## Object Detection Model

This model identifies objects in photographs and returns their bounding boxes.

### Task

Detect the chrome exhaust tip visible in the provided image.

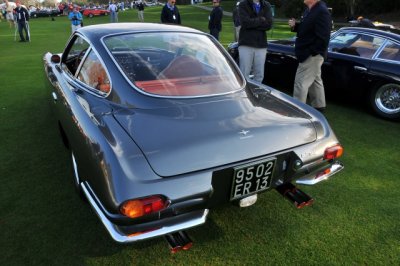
[165,231,193,253]
[276,183,314,209]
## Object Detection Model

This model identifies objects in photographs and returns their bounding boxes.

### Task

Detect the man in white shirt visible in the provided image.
[108,1,118,23]
[4,0,16,28]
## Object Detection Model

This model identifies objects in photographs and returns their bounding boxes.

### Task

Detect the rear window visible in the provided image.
[329,32,385,59]
[103,32,244,97]
[377,41,400,62]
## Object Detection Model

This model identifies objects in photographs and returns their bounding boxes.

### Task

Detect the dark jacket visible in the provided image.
[208,6,223,31]
[14,6,29,22]
[292,1,332,62]
[238,0,273,48]
[137,3,144,11]
[161,4,181,24]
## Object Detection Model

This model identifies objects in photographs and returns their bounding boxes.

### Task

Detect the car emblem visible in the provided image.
[238,130,253,139]
[238,130,250,136]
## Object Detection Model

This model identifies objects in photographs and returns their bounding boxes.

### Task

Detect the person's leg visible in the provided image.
[253,47,267,83]
[308,55,326,108]
[139,11,144,22]
[210,28,219,40]
[18,22,25,41]
[239,46,254,80]
[23,23,29,41]
[293,56,319,103]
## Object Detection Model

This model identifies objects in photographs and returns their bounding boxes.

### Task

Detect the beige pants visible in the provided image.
[293,55,326,108]
[138,10,144,22]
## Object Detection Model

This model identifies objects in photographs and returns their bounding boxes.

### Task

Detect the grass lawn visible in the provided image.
[1,5,400,266]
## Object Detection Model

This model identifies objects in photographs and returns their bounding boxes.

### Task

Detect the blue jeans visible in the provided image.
[110,11,118,23]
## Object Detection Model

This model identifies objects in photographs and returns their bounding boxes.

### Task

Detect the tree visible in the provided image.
[344,0,357,18]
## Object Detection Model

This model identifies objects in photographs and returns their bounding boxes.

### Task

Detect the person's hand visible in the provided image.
[288,18,296,28]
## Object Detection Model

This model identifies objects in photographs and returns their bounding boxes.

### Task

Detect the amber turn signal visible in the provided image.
[120,195,167,219]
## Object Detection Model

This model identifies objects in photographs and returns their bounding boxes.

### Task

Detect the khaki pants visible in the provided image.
[138,10,144,22]
[293,55,326,108]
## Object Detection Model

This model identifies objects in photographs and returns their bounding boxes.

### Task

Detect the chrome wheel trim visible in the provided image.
[375,84,400,115]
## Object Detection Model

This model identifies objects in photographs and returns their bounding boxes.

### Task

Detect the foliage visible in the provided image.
[279,0,400,18]
[281,0,303,18]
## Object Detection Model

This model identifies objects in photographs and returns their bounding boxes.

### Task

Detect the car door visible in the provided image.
[264,40,297,90]
[323,31,386,98]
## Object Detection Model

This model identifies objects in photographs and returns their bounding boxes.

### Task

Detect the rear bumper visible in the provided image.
[81,182,209,243]
[296,161,344,185]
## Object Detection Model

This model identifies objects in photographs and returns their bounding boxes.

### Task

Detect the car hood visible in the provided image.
[113,89,316,177]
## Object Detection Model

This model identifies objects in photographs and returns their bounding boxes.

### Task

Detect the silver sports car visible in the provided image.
[44,23,344,252]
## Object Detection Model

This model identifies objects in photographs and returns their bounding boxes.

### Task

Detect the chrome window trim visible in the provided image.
[375,40,400,64]
[100,30,246,99]
[62,33,113,98]
[329,30,386,59]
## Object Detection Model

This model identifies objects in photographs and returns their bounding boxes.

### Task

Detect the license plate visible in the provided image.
[230,158,276,200]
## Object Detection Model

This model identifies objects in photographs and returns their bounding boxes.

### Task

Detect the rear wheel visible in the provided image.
[89,13,94,18]
[369,83,400,120]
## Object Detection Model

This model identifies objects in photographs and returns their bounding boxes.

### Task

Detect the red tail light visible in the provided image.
[120,195,168,219]
[324,144,344,160]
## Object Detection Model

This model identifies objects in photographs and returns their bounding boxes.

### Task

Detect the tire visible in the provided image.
[89,13,94,18]
[369,83,400,120]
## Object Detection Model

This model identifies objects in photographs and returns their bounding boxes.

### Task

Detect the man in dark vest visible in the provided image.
[208,0,223,40]
[161,0,181,24]
[14,0,30,42]
[289,0,331,113]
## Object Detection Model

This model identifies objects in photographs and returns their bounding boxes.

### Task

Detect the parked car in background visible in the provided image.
[228,27,400,120]
[82,8,109,18]
[30,8,60,18]
[44,23,344,250]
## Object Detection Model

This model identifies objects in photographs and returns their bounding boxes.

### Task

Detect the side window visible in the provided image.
[377,41,400,62]
[330,33,384,59]
[77,50,111,94]
[63,36,90,76]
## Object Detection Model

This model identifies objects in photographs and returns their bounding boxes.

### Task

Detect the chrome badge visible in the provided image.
[238,130,253,139]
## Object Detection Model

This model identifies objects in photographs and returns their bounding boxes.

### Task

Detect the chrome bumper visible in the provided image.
[296,161,344,185]
[81,182,209,243]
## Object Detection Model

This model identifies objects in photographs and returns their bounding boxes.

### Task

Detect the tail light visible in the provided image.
[324,144,344,160]
[120,195,168,219]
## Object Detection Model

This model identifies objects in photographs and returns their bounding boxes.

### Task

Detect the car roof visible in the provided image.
[78,23,203,40]
[339,26,400,40]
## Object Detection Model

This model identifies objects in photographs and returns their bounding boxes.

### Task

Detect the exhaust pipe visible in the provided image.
[165,231,193,253]
[276,183,314,209]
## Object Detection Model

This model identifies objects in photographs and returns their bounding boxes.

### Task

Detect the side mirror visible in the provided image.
[51,54,61,64]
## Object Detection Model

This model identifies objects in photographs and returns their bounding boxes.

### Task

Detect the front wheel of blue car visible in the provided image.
[370,83,400,120]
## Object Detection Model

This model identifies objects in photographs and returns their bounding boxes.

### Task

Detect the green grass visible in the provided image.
[1,6,400,266]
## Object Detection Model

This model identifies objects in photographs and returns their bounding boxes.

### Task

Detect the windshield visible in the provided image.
[104,32,244,97]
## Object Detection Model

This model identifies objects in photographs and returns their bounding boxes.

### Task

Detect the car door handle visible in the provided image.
[354,66,367,72]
